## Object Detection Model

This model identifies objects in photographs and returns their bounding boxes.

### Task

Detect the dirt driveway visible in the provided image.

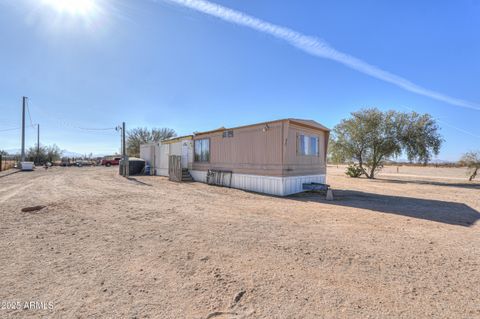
[0,167,479,318]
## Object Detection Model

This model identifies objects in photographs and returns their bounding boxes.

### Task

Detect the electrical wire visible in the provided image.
[28,99,117,132]
[436,119,480,139]
[0,127,21,132]
[26,98,35,128]
[75,126,117,131]
[400,105,480,140]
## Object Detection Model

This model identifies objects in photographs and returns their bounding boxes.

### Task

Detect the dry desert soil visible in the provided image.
[0,166,479,318]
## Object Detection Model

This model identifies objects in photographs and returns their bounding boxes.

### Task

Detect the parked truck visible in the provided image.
[101,157,121,167]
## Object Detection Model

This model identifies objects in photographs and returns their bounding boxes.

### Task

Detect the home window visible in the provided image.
[298,134,319,156]
[194,139,210,162]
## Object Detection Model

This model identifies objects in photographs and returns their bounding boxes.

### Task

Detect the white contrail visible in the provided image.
[163,0,480,111]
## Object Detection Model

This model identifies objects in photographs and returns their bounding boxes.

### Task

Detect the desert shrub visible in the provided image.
[345,164,363,178]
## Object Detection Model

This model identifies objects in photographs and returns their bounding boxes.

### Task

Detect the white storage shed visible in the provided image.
[139,135,193,176]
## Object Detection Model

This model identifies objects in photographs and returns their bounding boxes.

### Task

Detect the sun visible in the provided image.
[42,0,97,16]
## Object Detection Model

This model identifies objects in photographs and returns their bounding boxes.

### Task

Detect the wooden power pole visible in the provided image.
[122,122,126,159]
[36,124,40,164]
[21,96,27,162]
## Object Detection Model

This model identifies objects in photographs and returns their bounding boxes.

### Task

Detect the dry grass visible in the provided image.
[1,159,16,171]
[0,166,479,318]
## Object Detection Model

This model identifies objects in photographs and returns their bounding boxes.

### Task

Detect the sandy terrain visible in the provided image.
[0,166,479,318]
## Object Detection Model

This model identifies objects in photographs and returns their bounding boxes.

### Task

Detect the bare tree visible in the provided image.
[26,144,62,164]
[460,151,480,181]
[126,127,176,157]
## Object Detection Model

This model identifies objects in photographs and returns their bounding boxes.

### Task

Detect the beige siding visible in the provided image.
[192,119,329,177]
[283,123,328,176]
[193,121,284,176]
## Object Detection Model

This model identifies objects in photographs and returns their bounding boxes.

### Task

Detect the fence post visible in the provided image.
[0,154,2,172]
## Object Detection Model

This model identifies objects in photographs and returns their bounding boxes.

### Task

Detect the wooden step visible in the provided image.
[181,169,194,182]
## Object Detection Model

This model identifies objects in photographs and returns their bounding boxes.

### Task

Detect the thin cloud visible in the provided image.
[164,0,480,111]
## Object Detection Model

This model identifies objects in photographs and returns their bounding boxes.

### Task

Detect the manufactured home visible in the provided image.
[140,119,329,196]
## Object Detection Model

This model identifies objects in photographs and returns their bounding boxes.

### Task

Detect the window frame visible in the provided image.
[297,133,320,157]
[194,138,211,163]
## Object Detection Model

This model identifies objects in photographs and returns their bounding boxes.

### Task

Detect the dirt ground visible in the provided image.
[0,166,479,319]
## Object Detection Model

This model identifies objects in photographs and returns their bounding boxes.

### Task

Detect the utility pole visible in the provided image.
[122,122,126,159]
[122,122,129,177]
[36,124,40,164]
[116,122,128,177]
[21,96,27,162]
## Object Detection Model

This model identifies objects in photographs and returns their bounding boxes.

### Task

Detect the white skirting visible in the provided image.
[189,170,326,196]
[156,168,168,177]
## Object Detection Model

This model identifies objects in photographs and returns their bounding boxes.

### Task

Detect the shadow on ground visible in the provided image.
[291,190,479,227]
[377,178,480,190]
[0,169,20,179]
[126,177,152,186]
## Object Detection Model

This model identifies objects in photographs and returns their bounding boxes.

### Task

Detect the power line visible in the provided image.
[54,121,117,131]
[0,127,20,132]
[400,105,480,140]
[28,99,117,132]
[436,119,480,140]
[75,126,117,131]
[26,98,35,127]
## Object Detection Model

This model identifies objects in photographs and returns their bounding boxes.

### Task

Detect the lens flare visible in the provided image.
[42,0,96,16]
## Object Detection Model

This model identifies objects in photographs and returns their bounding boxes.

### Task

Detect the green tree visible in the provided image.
[460,151,480,181]
[126,127,176,157]
[397,112,442,164]
[328,137,348,164]
[330,108,443,179]
[0,150,8,156]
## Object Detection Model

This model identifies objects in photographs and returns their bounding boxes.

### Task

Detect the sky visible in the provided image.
[0,0,479,160]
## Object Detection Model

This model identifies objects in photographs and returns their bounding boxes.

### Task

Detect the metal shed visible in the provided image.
[140,135,193,177]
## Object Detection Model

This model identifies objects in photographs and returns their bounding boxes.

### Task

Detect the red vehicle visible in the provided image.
[101,157,121,167]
